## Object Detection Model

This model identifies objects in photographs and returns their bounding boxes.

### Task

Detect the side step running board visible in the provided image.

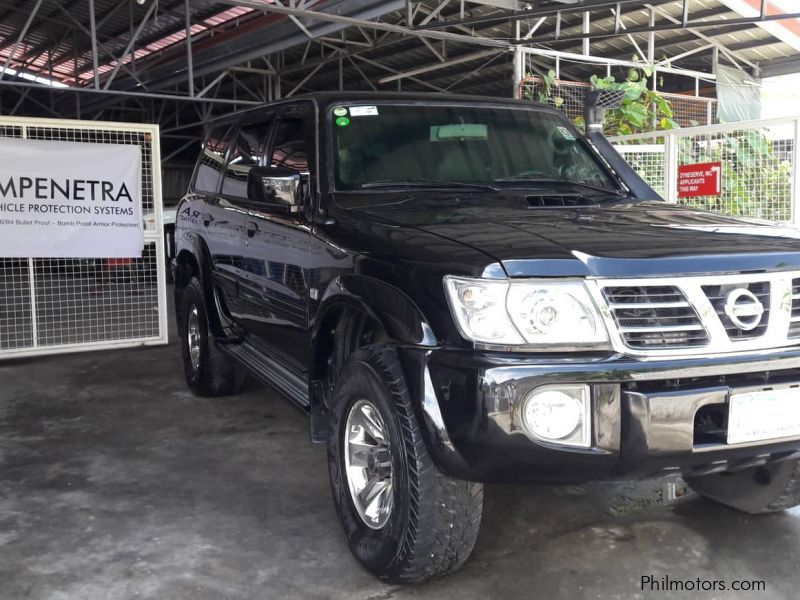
[220,341,310,410]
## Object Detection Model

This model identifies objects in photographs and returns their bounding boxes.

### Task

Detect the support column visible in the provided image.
[512,46,524,99]
[89,0,100,88]
[582,12,590,56]
[793,118,800,225]
[185,0,195,97]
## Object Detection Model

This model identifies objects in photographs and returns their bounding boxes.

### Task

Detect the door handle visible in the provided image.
[246,221,258,238]
[202,213,213,227]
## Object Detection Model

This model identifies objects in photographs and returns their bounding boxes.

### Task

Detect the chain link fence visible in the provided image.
[0,117,168,359]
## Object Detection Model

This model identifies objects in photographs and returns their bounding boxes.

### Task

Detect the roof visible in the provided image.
[4,1,800,166]
[4,0,800,98]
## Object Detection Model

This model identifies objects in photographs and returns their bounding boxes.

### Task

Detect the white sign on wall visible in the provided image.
[0,138,143,258]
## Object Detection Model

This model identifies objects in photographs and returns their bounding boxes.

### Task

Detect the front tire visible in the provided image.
[327,345,483,583]
[685,458,800,514]
[178,277,244,397]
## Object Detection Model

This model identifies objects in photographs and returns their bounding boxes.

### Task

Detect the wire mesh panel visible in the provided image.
[519,77,717,129]
[614,143,667,198]
[0,259,33,350]
[25,126,157,232]
[675,126,793,221]
[612,118,798,223]
[0,116,167,359]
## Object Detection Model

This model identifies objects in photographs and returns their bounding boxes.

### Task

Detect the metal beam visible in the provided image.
[644,3,760,72]
[43,2,147,88]
[77,0,404,109]
[347,55,377,90]
[0,79,259,105]
[760,55,800,78]
[214,0,509,48]
[377,49,503,84]
[89,0,100,88]
[103,0,158,89]
[287,60,326,97]
[185,0,194,97]
[415,0,649,31]
[44,0,178,74]
[520,10,800,45]
[655,43,715,67]
[0,0,45,81]
[518,46,718,81]
[196,70,230,98]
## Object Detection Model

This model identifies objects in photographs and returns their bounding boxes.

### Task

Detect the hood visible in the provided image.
[344,195,800,278]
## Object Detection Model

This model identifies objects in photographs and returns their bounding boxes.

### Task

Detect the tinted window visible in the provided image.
[270,118,308,172]
[194,124,233,193]
[331,104,616,191]
[221,123,271,198]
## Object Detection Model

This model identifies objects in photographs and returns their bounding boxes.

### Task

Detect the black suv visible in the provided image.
[174,92,800,583]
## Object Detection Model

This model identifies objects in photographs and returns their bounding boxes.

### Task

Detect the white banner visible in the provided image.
[0,138,143,258]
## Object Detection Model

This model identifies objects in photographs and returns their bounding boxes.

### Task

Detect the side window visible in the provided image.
[270,118,309,172]
[221,122,271,198]
[194,124,233,194]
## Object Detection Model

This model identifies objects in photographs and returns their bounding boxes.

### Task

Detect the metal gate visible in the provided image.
[0,116,168,359]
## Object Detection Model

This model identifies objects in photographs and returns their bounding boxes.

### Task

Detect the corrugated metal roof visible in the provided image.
[264,0,800,96]
[0,1,263,84]
[2,0,800,97]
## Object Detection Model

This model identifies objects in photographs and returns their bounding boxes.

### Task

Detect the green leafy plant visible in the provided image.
[583,68,679,135]
[677,130,792,221]
[536,70,564,108]
[525,63,791,221]
[528,63,679,135]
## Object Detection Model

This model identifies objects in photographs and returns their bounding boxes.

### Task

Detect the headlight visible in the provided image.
[444,276,609,349]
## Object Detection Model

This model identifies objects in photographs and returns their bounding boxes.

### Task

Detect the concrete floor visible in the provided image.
[2,314,800,599]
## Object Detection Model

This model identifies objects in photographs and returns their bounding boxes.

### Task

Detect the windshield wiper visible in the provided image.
[494,176,627,198]
[361,178,499,193]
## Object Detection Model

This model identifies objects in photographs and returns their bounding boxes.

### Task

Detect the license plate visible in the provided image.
[728,387,800,444]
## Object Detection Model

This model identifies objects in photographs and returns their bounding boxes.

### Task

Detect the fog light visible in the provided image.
[520,384,591,448]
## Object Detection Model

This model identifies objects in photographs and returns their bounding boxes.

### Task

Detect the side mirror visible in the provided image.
[247,165,307,212]
[584,89,625,132]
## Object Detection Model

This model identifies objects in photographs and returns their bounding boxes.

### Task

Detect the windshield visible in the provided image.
[331,104,619,193]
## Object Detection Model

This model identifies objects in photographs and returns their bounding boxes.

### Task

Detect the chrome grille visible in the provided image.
[588,271,800,357]
[702,281,770,340]
[790,278,800,338]
[602,285,709,349]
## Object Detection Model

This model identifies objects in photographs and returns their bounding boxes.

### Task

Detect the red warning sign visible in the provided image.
[678,162,722,198]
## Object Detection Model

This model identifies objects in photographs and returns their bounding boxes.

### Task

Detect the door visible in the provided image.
[217,118,273,321]
[240,103,314,374]
[190,123,247,317]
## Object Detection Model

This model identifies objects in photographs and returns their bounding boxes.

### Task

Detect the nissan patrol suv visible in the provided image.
[174,91,800,583]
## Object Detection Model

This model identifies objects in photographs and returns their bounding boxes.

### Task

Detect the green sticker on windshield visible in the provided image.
[335,116,351,127]
[333,107,348,117]
[556,126,576,141]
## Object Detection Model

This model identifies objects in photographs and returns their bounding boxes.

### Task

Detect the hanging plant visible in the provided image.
[581,65,679,135]
[529,60,679,136]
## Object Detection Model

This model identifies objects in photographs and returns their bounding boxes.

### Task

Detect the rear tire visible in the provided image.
[327,345,483,583]
[685,458,800,514]
[178,277,244,397]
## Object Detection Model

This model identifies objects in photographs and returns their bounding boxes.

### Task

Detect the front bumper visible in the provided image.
[400,347,800,484]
